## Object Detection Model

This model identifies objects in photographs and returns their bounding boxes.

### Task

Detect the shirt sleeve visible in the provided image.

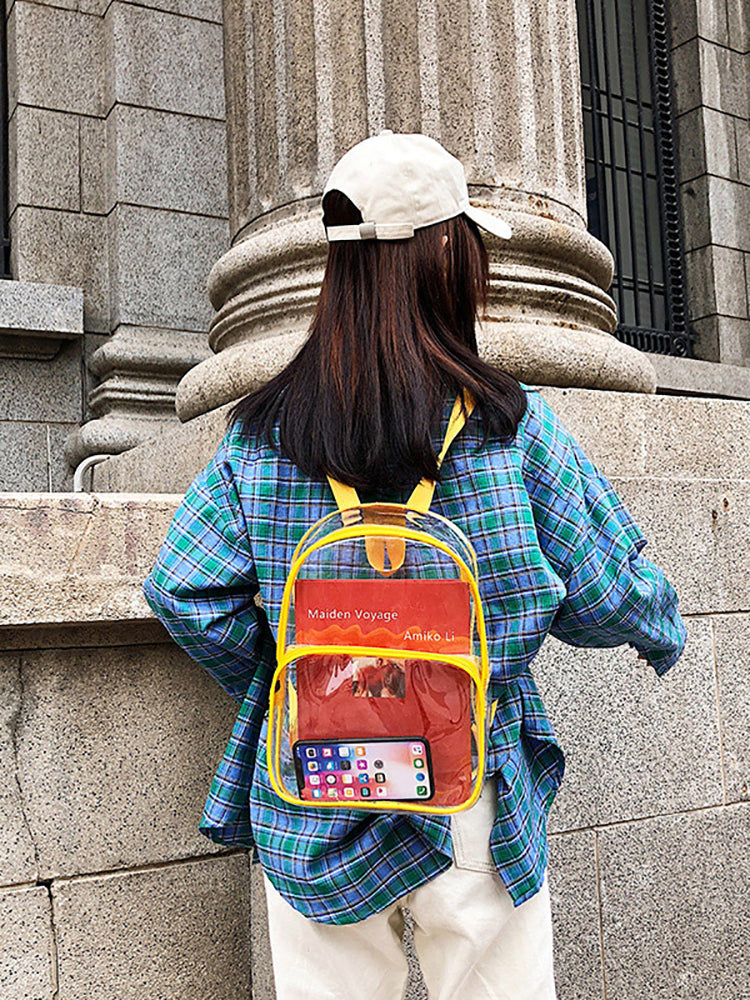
[520,389,687,676]
[142,437,276,704]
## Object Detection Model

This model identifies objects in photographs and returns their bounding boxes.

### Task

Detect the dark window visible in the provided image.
[0,8,10,280]
[577,0,691,356]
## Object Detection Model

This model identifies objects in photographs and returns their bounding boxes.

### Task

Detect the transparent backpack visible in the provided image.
[266,394,492,815]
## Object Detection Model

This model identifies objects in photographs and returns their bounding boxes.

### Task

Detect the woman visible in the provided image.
[143,132,687,1000]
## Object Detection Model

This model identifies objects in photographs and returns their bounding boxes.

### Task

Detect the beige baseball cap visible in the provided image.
[322,130,512,242]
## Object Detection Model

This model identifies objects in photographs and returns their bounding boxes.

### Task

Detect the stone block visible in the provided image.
[249,861,277,1000]
[680,174,710,252]
[12,2,105,116]
[104,3,224,118]
[684,244,749,320]
[14,642,238,878]
[737,128,750,194]
[52,853,252,1000]
[706,175,750,251]
[676,107,739,184]
[691,315,750,365]
[47,422,78,491]
[668,0,730,46]
[81,0,222,20]
[614,478,750,614]
[649,352,750,400]
[0,421,51,491]
[92,400,230,492]
[670,39,702,117]
[9,106,79,211]
[11,208,110,333]
[635,394,750,479]
[96,386,750,492]
[547,831,602,1000]
[0,278,84,361]
[597,805,750,999]
[0,652,38,886]
[0,331,82,423]
[0,493,183,626]
[535,617,721,833]
[726,0,749,50]
[562,386,715,474]
[712,614,750,803]
[80,116,107,215]
[105,104,228,216]
[0,885,55,998]
[713,246,750,316]
[109,203,228,332]
[674,107,705,184]
[700,43,749,118]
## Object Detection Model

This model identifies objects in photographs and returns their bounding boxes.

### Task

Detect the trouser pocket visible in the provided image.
[450,778,497,874]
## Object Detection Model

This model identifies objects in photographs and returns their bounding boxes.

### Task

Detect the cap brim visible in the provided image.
[463,203,512,240]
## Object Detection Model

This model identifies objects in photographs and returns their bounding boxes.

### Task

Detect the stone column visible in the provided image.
[176,0,656,422]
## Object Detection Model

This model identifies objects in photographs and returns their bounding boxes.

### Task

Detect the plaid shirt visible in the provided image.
[142,384,686,924]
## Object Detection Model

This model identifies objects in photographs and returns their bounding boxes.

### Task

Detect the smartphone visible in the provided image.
[293,737,434,803]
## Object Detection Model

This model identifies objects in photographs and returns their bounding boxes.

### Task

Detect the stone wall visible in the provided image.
[1,0,229,489]
[1,385,748,998]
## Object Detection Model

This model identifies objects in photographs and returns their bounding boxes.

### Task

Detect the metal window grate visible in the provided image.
[0,8,10,280]
[577,0,691,357]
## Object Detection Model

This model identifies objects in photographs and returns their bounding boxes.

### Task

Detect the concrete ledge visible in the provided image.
[0,493,182,627]
[91,384,750,494]
[651,353,750,400]
[0,278,84,360]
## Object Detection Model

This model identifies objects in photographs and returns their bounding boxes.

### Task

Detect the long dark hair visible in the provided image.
[226,189,527,490]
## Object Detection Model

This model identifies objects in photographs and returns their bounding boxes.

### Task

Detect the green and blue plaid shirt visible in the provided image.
[142,384,686,924]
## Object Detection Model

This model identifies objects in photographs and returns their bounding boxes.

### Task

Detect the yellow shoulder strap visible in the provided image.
[326,390,475,574]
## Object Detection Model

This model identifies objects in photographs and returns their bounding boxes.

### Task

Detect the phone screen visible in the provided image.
[293,737,434,803]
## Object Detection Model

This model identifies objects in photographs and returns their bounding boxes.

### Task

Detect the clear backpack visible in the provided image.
[266,393,492,815]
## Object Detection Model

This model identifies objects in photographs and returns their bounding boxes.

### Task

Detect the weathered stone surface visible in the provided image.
[704,175,750,251]
[0,652,38,886]
[0,493,181,626]
[97,388,750,491]
[597,805,750,999]
[685,244,749,319]
[108,204,228,332]
[0,280,84,362]
[80,115,107,215]
[11,208,109,333]
[52,853,252,1000]
[14,642,238,878]
[648,353,750,400]
[0,885,55,999]
[12,3,105,115]
[0,336,82,423]
[690,314,750,366]
[9,106,80,211]
[712,614,750,804]
[104,3,224,118]
[250,861,277,1000]
[106,104,228,216]
[0,422,51,492]
[47,422,79,492]
[91,401,232,492]
[614,478,750,615]
[0,620,166,652]
[537,617,720,833]
[82,0,221,17]
[547,831,602,1000]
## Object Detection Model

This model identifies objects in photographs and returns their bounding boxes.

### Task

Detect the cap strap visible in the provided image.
[326,222,415,241]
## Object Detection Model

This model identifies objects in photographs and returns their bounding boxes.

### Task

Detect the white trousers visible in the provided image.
[262,782,558,1000]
